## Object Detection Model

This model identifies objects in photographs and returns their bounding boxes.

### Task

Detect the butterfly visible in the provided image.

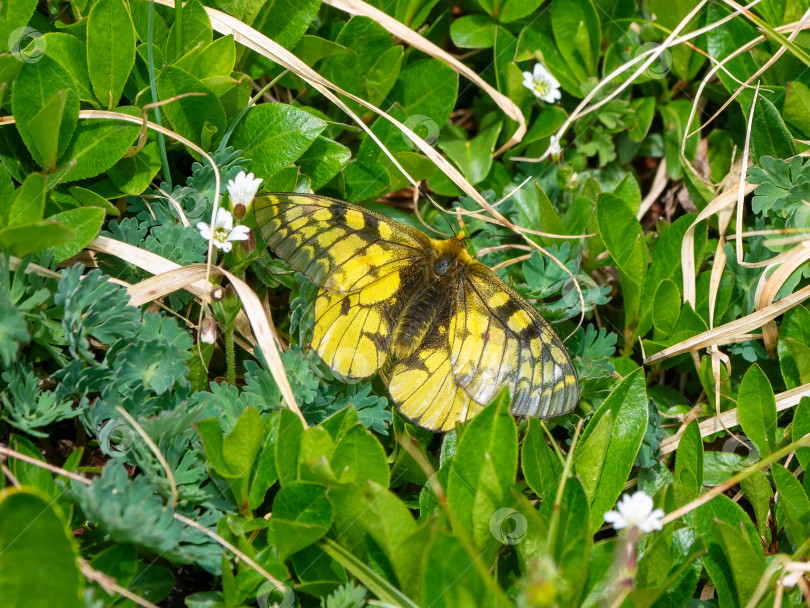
[254,193,579,432]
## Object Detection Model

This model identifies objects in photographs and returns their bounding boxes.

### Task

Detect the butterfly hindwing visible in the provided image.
[388,332,483,432]
[312,272,400,379]
[254,193,429,292]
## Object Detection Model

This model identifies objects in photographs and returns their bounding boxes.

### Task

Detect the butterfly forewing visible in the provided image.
[254,193,427,292]
[255,193,580,432]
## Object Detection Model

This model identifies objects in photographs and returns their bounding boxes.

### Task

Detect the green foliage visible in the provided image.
[3,0,810,605]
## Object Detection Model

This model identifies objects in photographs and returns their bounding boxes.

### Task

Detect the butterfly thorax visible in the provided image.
[390,235,473,359]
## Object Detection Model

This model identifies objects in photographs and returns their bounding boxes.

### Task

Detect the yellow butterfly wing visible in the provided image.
[388,263,578,431]
[255,193,427,380]
[450,264,579,418]
[388,331,484,432]
[254,193,429,293]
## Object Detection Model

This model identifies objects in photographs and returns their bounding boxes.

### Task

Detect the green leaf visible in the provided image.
[713,519,765,606]
[421,533,488,608]
[674,420,703,493]
[330,424,390,487]
[11,56,79,169]
[190,35,235,80]
[0,220,75,257]
[579,368,648,531]
[55,118,140,183]
[521,418,562,500]
[249,0,320,50]
[231,103,326,180]
[390,58,459,126]
[793,397,810,470]
[0,167,13,227]
[344,162,389,202]
[785,338,810,384]
[87,0,136,107]
[652,279,681,339]
[750,96,798,163]
[740,471,773,539]
[9,172,46,227]
[329,481,418,585]
[322,17,397,111]
[158,66,227,149]
[737,364,777,457]
[695,494,762,607]
[705,3,758,96]
[319,538,420,608]
[785,80,810,137]
[596,193,647,329]
[660,100,700,180]
[772,463,810,546]
[439,120,502,184]
[574,409,612,503]
[448,388,518,551]
[296,136,351,190]
[499,0,546,22]
[275,407,304,486]
[107,140,162,195]
[269,482,333,561]
[45,207,105,262]
[542,477,591,586]
[0,489,83,608]
[164,0,212,63]
[26,91,70,170]
[249,414,279,509]
[90,544,137,590]
[366,46,404,104]
[0,0,38,53]
[8,435,59,498]
[551,0,601,79]
[42,33,95,103]
[629,97,656,141]
[779,304,810,389]
[223,406,264,474]
[450,15,497,48]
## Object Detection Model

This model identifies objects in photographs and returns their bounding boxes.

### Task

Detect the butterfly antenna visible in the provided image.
[417,184,457,236]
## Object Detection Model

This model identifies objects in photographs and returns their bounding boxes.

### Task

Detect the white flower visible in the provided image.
[227,171,262,209]
[197,208,250,253]
[604,491,664,533]
[522,63,562,103]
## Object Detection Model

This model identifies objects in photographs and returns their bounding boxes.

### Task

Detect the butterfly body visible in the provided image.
[255,193,579,432]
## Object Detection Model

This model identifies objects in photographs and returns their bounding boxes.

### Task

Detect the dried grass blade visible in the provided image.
[660,382,810,454]
[322,0,526,154]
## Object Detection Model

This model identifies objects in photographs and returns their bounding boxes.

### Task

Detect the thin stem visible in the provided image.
[147,0,171,188]
[226,325,236,385]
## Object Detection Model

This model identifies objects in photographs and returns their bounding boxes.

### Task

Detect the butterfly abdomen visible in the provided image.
[391,271,454,359]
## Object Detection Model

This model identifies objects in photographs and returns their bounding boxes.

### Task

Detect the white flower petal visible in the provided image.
[605,491,663,534]
[220,241,233,253]
[214,207,234,231]
[228,225,251,242]
[197,222,212,240]
[227,170,263,208]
